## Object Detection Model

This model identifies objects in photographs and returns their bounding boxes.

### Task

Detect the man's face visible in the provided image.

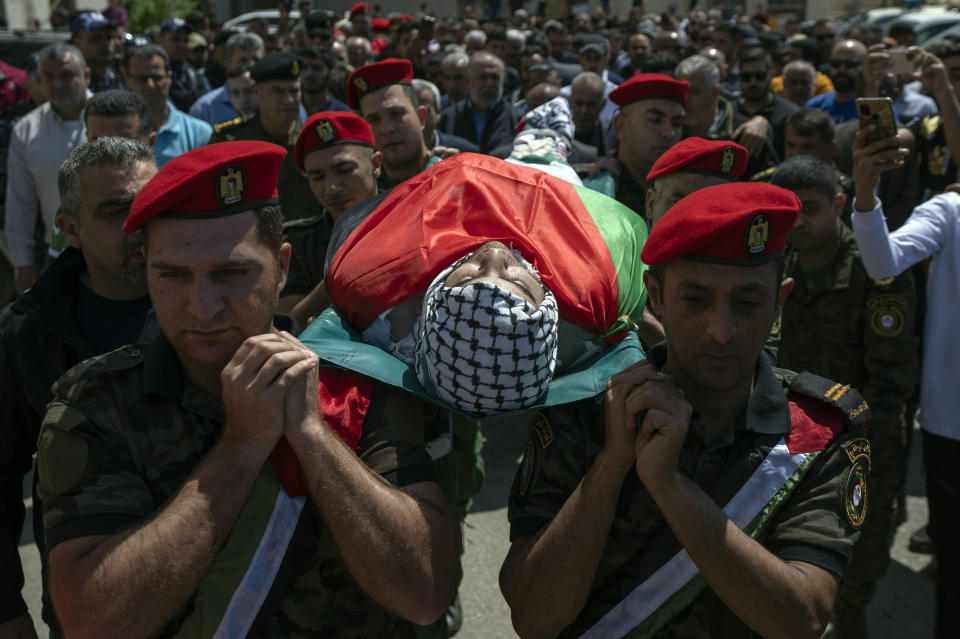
[578,49,606,75]
[146,212,290,377]
[161,29,190,64]
[812,22,836,54]
[783,127,835,160]
[39,54,89,114]
[63,161,158,296]
[442,60,470,102]
[647,172,730,226]
[570,83,604,133]
[253,79,301,125]
[520,52,544,78]
[74,27,115,66]
[444,241,544,305]
[227,46,263,73]
[739,59,771,102]
[548,31,566,57]
[677,71,716,132]
[351,13,373,36]
[647,259,786,392]
[487,39,507,61]
[347,37,372,68]
[124,54,171,110]
[396,28,423,63]
[470,58,504,111]
[628,34,651,67]
[417,86,440,130]
[783,69,814,105]
[829,44,864,94]
[85,114,150,144]
[303,144,381,217]
[300,56,329,92]
[361,84,424,170]
[615,98,685,167]
[711,30,734,61]
[942,54,960,101]
[787,187,841,254]
[227,72,258,116]
[188,44,208,69]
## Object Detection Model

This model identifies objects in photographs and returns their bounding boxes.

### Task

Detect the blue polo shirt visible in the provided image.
[154,101,213,167]
[189,85,236,126]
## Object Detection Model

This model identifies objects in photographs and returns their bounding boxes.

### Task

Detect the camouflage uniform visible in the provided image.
[209,113,317,222]
[36,333,445,638]
[777,224,919,639]
[280,212,334,300]
[508,343,868,638]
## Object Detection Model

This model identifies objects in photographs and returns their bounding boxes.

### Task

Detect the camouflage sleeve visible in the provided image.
[859,271,919,419]
[507,400,600,541]
[36,399,156,550]
[762,425,869,579]
[357,384,436,489]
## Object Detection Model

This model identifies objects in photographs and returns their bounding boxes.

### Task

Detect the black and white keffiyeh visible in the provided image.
[415,252,559,417]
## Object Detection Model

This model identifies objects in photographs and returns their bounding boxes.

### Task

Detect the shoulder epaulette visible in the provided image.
[213,116,244,133]
[787,371,870,431]
[750,166,776,182]
[52,343,148,399]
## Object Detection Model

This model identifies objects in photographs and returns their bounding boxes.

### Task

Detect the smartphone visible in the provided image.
[857,97,898,148]
[887,48,918,76]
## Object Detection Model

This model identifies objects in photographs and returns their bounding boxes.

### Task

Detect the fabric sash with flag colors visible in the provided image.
[325,153,649,344]
[171,368,373,638]
[580,378,858,639]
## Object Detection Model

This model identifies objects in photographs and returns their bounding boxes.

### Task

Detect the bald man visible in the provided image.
[806,39,868,124]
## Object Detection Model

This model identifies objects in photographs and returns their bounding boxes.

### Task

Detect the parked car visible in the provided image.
[0,29,70,69]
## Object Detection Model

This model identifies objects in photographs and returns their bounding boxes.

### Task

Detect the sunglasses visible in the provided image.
[739,71,768,82]
[831,59,862,69]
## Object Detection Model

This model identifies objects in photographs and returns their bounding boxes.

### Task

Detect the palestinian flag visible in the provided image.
[326,153,649,344]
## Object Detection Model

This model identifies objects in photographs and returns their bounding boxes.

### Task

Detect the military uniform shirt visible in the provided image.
[209,112,318,222]
[281,212,334,298]
[508,343,864,638]
[615,164,648,220]
[37,333,438,638]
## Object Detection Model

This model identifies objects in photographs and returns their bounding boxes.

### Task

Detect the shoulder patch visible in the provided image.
[844,459,868,528]
[213,116,244,133]
[532,413,553,450]
[842,437,871,468]
[750,166,776,182]
[785,372,870,452]
[867,293,908,338]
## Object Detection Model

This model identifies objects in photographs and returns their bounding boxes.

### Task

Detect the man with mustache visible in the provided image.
[209,52,315,222]
[806,40,867,125]
[0,137,158,639]
[501,182,871,638]
[770,155,918,639]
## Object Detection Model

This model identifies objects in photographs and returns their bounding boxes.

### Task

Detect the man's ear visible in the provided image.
[371,150,383,179]
[775,276,794,317]
[645,187,658,226]
[277,241,292,290]
[643,269,663,316]
[613,111,624,141]
[148,131,157,148]
[832,192,845,218]
[416,105,428,129]
[56,213,82,250]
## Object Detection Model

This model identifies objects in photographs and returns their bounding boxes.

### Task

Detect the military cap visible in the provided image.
[646,138,748,182]
[250,52,303,83]
[350,2,372,17]
[609,73,688,108]
[124,141,286,232]
[346,58,413,110]
[294,112,375,172]
[160,17,189,34]
[640,182,800,266]
[372,17,390,31]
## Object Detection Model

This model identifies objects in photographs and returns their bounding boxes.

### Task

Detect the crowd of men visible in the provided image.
[0,2,957,639]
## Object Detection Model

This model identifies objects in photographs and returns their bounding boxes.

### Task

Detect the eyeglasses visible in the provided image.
[739,71,768,82]
[830,59,862,69]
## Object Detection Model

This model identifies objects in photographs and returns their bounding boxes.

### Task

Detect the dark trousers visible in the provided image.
[922,430,960,639]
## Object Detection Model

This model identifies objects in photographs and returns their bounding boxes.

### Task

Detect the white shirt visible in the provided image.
[3,101,87,267]
[852,194,960,441]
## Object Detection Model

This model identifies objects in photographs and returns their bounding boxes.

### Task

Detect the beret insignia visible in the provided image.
[353,75,368,92]
[744,214,770,256]
[217,166,245,205]
[720,146,735,173]
[316,119,336,143]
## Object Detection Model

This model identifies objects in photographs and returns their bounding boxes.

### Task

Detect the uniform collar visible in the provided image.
[788,224,856,293]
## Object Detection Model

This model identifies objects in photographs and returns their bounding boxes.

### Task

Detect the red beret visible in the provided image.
[346,58,413,110]
[124,142,285,233]
[294,111,374,172]
[350,2,371,17]
[372,17,390,31]
[641,182,800,266]
[646,138,748,182]
[609,73,688,108]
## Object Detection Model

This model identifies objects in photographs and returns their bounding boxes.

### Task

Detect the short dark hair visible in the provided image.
[84,89,155,137]
[486,26,506,42]
[123,44,170,73]
[786,107,835,144]
[739,47,771,69]
[59,137,155,218]
[770,154,838,200]
[295,46,339,70]
[641,52,680,76]
[888,21,913,39]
